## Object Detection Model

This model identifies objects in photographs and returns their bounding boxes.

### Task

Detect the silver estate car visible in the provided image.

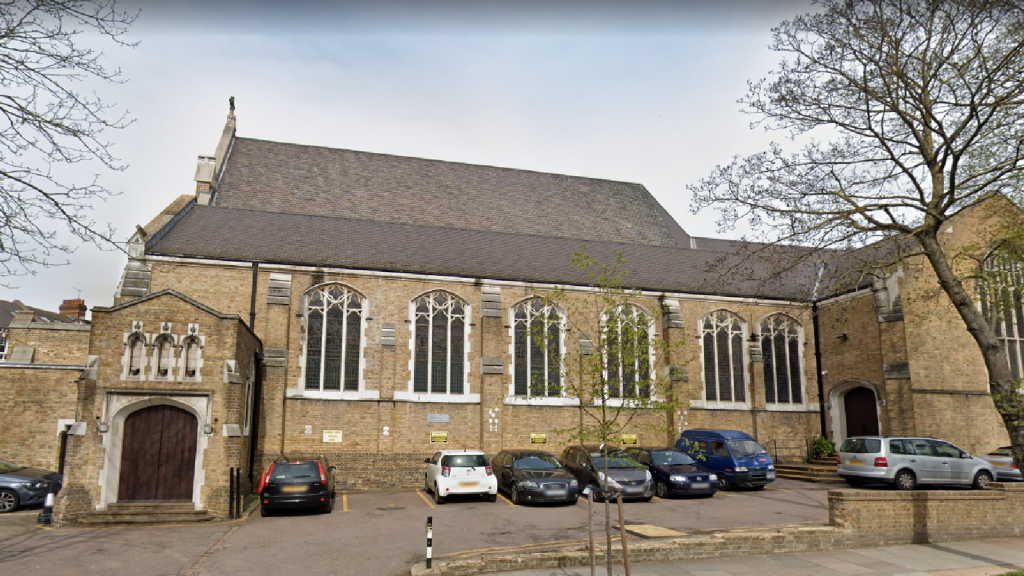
[980,447,1023,482]
[838,436,996,490]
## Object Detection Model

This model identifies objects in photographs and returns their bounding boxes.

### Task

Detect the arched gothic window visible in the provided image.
[304,284,364,392]
[603,304,653,399]
[512,299,563,397]
[413,291,466,395]
[760,314,803,404]
[182,335,201,379]
[979,252,1024,379]
[127,333,145,377]
[702,310,746,403]
[153,335,175,378]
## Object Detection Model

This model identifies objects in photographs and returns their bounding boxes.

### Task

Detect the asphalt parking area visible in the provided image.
[0,479,840,576]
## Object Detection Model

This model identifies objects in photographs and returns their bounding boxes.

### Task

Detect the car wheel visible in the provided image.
[894,469,916,491]
[0,489,19,513]
[973,471,993,490]
[424,475,431,494]
[655,481,668,499]
[487,493,497,503]
[717,474,731,491]
[321,497,333,514]
[510,483,520,505]
[433,485,445,505]
[260,505,271,518]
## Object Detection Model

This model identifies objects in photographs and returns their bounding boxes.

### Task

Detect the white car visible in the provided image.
[423,449,498,504]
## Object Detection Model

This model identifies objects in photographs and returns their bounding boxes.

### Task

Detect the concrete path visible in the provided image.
[492,538,1024,576]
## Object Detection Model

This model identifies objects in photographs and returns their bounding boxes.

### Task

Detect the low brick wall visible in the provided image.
[277,452,433,491]
[830,482,1024,545]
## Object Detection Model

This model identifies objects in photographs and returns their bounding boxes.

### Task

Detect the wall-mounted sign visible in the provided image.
[427,413,450,424]
[530,433,547,444]
[323,430,343,443]
[430,431,449,443]
[621,434,638,445]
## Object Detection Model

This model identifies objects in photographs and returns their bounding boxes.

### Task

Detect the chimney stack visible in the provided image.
[60,299,87,322]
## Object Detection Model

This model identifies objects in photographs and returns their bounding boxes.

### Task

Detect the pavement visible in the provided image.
[489,537,1024,576]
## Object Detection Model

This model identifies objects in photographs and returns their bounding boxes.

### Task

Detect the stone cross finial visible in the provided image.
[229,96,235,112]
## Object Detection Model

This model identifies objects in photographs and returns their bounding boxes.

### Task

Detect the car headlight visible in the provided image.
[17,482,46,490]
[596,472,621,488]
[768,465,775,470]
[521,480,539,489]
[569,479,578,488]
[670,475,688,482]
[645,470,652,481]
[734,467,748,472]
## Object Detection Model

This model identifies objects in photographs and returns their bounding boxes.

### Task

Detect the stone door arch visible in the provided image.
[829,381,882,444]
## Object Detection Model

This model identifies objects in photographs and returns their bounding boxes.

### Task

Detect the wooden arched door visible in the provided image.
[844,387,880,437]
[118,404,197,502]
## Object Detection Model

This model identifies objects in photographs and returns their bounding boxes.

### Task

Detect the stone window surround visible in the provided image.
[600,303,658,401]
[297,282,377,401]
[758,312,813,410]
[96,391,211,511]
[398,290,477,403]
[242,354,255,436]
[505,297,571,405]
[120,322,204,382]
[691,308,752,410]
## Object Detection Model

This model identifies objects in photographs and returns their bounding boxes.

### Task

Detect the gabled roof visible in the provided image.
[212,138,691,249]
[148,205,818,300]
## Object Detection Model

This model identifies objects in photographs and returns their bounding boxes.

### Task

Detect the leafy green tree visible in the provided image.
[690,0,1024,474]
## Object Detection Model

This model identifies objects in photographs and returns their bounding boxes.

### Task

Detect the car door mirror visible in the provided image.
[423,458,431,464]
[328,466,337,472]
[503,464,512,469]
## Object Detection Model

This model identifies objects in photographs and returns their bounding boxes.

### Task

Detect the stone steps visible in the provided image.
[775,462,845,483]
[79,502,215,525]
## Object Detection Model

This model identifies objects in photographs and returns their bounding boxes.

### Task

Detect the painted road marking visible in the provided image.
[497,493,515,507]
[342,493,350,512]
[766,486,794,493]
[716,491,737,497]
[416,490,436,509]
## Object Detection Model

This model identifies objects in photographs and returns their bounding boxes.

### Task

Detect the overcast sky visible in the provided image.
[2,0,814,316]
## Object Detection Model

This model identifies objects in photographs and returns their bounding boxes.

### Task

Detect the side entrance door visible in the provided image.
[844,387,880,437]
[118,404,198,502]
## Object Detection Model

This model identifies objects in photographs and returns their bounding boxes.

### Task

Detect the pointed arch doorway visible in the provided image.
[118,404,198,502]
[843,387,880,437]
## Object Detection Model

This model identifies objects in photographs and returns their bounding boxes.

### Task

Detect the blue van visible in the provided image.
[674,429,776,490]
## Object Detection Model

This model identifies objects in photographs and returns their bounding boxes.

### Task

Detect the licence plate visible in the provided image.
[993,462,1008,467]
[544,489,567,496]
[691,482,710,490]
[282,485,306,493]
[847,460,865,466]
[458,481,478,487]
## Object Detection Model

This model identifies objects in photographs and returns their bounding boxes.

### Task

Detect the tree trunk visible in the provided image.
[917,230,1024,473]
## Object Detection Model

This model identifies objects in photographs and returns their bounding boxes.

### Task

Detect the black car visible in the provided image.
[493,450,580,505]
[626,447,718,498]
[260,456,336,516]
[0,458,61,513]
[561,445,653,501]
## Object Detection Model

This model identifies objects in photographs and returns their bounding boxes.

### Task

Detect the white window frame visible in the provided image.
[598,304,657,406]
[298,283,375,400]
[504,298,576,406]
[397,290,477,403]
[692,309,751,409]
[979,253,1024,385]
[758,313,811,410]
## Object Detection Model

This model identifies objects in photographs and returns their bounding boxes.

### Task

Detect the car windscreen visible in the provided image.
[727,440,768,458]
[590,451,640,469]
[0,459,23,474]
[271,462,320,480]
[839,438,882,454]
[443,454,488,467]
[513,454,562,470]
[651,450,695,466]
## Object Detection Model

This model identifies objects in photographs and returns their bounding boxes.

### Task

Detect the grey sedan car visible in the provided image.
[561,445,653,501]
[838,436,996,490]
[0,458,61,513]
[980,447,1022,481]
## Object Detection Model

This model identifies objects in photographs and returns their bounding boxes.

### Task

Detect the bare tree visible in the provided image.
[0,0,136,278]
[690,0,1024,471]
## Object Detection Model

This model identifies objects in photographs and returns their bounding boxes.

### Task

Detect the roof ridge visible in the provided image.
[233,136,648,188]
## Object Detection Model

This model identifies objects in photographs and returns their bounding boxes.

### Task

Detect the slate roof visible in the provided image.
[148,205,819,301]
[0,300,74,330]
[213,138,691,249]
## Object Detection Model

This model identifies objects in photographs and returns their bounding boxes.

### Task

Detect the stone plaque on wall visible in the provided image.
[427,413,450,424]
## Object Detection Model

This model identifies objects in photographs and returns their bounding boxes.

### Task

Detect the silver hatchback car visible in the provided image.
[838,436,996,490]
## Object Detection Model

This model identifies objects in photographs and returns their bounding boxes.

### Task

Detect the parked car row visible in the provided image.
[0,458,62,514]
